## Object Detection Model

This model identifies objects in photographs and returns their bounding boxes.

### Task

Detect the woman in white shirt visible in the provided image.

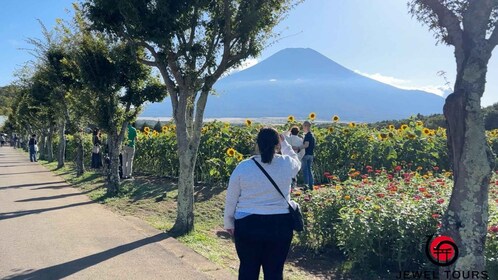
[224,127,301,280]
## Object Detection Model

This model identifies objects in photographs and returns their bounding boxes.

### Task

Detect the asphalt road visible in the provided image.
[0,146,233,280]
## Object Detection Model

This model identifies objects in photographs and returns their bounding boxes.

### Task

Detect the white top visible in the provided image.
[224,140,301,229]
[285,134,305,160]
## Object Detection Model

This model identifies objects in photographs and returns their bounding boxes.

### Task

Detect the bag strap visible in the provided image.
[251,157,293,209]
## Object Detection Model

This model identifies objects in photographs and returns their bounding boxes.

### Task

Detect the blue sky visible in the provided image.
[1,0,497,106]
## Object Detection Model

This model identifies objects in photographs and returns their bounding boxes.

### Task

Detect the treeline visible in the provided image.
[370,102,498,130]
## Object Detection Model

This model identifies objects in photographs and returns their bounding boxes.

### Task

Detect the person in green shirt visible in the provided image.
[123,123,137,179]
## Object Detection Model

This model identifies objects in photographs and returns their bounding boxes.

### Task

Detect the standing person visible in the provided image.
[285,126,305,189]
[91,129,103,169]
[28,134,38,162]
[0,134,5,147]
[299,121,316,190]
[122,123,137,179]
[224,127,301,280]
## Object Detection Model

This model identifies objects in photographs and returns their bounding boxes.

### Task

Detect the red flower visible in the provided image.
[376,193,385,198]
[437,198,445,204]
[366,166,373,170]
[395,165,402,172]
[489,225,498,233]
[413,195,422,201]
[361,174,368,179]
[424,193,433,198]
[324,172,331,176]
[375,169,382,174]
[387,174,394,180]
[432,213,440,219]
[437,222,442,228]
[433,166,440,171]
[419,187,427,192]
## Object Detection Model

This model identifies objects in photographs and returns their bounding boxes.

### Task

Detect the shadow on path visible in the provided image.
[15,188,97,202]
[33,185,71,190]
[4,233,169,280]
[0,201,94,221]
[0,181,67,191]
[0,170,52,176]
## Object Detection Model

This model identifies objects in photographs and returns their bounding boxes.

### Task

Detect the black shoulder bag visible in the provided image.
[252,158,304,232]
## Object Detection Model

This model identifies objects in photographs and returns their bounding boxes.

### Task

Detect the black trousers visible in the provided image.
[234,213,293,280]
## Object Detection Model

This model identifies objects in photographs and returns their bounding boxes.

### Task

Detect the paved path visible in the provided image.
[0,147,234,280]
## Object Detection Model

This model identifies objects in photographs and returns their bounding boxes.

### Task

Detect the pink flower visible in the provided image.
[414,195,422,201]
[395,166,402,172]
[489,225,498,233]
[419,187,427,192]
[437,198,445,204]
[432,213,440,219]
[433,166,439,171]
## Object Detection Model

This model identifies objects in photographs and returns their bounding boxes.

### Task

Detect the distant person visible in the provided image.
[13,134,18,149]
[285,126,305,189]
[224,127,301,280]
[0,134,5,147]
[91,129,103,169]
[299,121,316,190]
[123,123,137,179]
[28,134,38,162]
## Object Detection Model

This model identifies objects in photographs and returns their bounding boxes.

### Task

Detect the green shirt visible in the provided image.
[127,125,137,147]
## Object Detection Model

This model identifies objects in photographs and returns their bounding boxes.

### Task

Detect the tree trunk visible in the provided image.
[39,130,47,161]
[47,123,54,162]
[57,119,66,169]
[441,47,494,276]
[106,130,121,196]
[75,132,85,177]
[171,149,197,234]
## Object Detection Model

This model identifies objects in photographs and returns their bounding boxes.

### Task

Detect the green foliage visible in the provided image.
[294,168,498,276]
[0,85,20,116]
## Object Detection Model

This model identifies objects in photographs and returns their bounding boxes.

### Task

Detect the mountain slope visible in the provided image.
[142,48,444,122]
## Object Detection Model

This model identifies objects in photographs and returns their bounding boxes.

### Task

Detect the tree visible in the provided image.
[76,32,166,195]
[409,0,498,273]
[84,0,300,234]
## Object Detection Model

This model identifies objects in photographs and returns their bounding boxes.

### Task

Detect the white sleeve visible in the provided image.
[280,139,301,177]
[224,166,242,229]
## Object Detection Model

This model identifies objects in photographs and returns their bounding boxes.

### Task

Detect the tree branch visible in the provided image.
[463,0,495,41]
[419,0,464,47]
[489,22,498,47]
[137,58,157,67]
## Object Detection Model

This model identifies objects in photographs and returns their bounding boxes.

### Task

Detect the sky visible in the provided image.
[1,0,497,106]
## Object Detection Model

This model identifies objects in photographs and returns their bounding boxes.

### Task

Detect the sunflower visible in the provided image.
[226,148,236,157]
[245,119,252,126]
[162,125,168,133]
[308,112,316,120]
[328,127,334,133]
[287,115,295,122]
[152,130,159,137]
[401,124,408,130]
[348,122,356,128]
[380,133,387,140]
[388,132,394,138]
[332,115,340,122]
[416,120,424,127]
[143,127,151,133]
[224,122,230,129]
[344,128,350,134]
[388,124,395,130]
[236,153,243,161]
[423,128,430,135]
[407,133,416,139]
